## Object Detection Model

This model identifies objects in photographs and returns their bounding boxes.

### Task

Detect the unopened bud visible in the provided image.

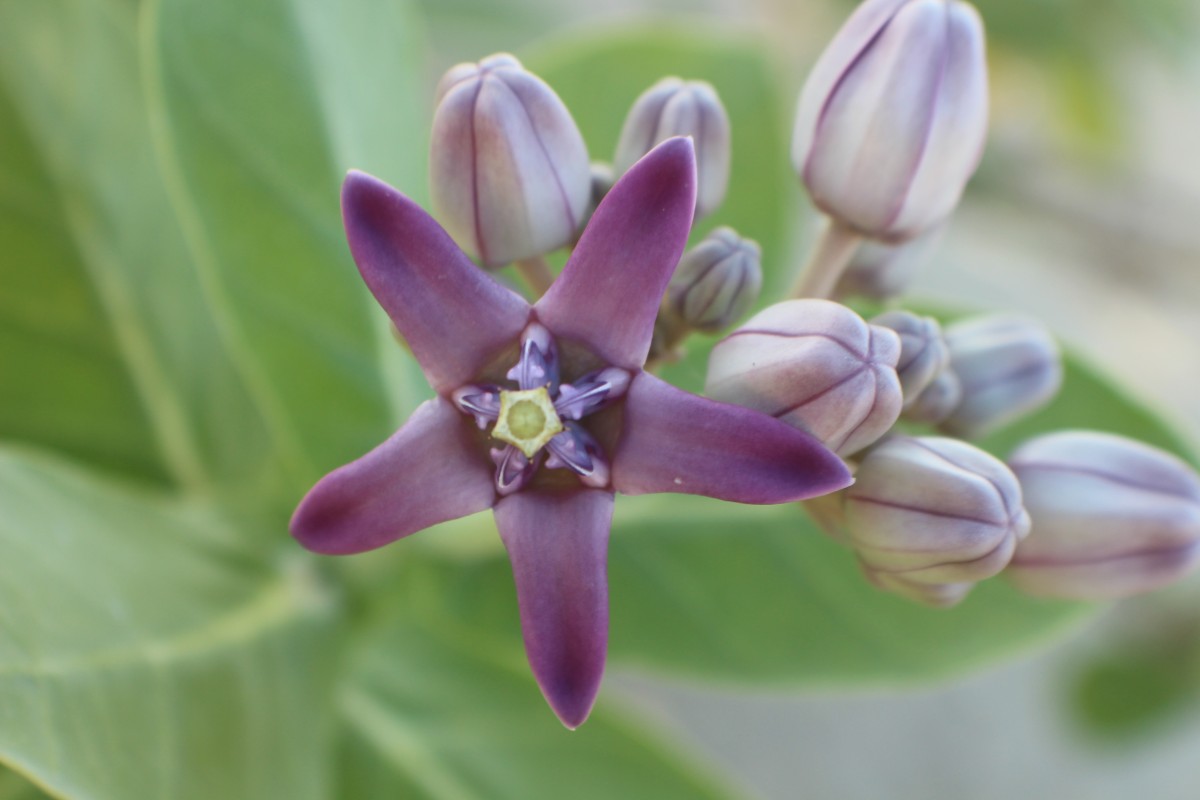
[706,299,901,456]
[614,78,731,218]
[1006,431,1200,599]
[870,310,948,407]
[792,0,988,240]
[939,315,1062,439]
[833,225,944,300]
[667,227,762,333]
[845,436,1030,606]
[902,368,962,425]
[431,53,591,267]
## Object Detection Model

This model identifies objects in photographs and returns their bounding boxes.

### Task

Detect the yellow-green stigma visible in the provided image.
[491,387,563,458]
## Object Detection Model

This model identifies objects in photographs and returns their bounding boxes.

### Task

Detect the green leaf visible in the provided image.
[423,350,1195,684]
[0,38,162,485]
[141,0,432,490]
[0,0,286,502]
[0,448,339,800]
[335,617,736,799]
[527,27,799,394]
[430,500,1087,685]
[0,767,52,800]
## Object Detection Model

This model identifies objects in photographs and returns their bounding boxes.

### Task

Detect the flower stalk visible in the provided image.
[789,218,863,299]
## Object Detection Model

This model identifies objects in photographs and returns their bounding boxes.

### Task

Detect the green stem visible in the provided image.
[789,218,863,299]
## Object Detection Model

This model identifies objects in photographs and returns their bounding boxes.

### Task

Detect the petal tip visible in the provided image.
[546,687,599,730]
[288,487,355,556]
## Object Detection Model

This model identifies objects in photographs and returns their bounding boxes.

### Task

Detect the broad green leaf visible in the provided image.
[0,767,52,800]
[141,0,431,490]
[336,617,736,800]
[423,352,1190,683]
[0,62,163,485]
[0,448,338,800]
[527,27,799,394]
[0,0,284,503]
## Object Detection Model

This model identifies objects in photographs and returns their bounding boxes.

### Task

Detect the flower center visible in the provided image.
[451,322,632,495]
[491,387,564,459]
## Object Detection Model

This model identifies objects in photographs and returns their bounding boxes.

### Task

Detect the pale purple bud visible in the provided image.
[667,227,763,333]
[1007,431,1200,599]
[430,53,591,267]
[902,368,962,425]
[792,0,988,240]
[833,224,945,300]
[870,310,949,407]
[613,78,731,218]
[862,569,973,608]
[939,314,1062,439]
[845,436,1030,604]
[706,299,902,456]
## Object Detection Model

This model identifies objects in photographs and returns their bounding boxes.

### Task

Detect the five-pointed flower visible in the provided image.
[290,138,852,729]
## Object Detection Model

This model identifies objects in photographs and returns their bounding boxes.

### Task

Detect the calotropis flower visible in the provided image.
[290,139,852,729]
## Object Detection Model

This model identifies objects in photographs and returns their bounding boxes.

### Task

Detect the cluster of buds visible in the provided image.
[704,0,1200,607]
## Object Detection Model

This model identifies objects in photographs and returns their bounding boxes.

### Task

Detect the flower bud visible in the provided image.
[431,53,591,267]
[792,0,988,240]
[845,436,1030,605]
[666,227,763,333]
[902,368,962,425]
[613,78,731,218]
[863,570,973,608]
[870,310,948,407]
[938,315,1062,439]
[833,224,944,300]
[706,299,902,456]
[1006,431,1200,599]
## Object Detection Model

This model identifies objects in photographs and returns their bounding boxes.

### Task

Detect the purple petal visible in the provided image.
[494,488,613,729]
[611,372,852,502]
[535,137,696,370]
[342,171,532,394]
[291,398,495,554]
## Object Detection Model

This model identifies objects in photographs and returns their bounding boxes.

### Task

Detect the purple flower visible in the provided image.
[290,138,851,728]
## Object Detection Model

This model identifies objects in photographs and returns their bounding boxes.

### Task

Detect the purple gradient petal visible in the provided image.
[535,137,697,370]
[291,399,495,554]
[494,488,613,729]
[612,372,852,502]
[342,171,532,394]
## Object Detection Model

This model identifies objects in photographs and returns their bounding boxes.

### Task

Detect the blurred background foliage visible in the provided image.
[2,0,1200,797]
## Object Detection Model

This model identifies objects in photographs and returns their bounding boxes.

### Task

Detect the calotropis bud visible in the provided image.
[833,224,944,301]
[1006,431,1200,599]
[870,310,949,407]
[902,368,962,425]
[666,227,763,333]
[845,436,1031,606]
[431,53,591,267]
[706,299,902,456]
[938,314,1062,439]
[613,78,731,218]
[792,0,988,241]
